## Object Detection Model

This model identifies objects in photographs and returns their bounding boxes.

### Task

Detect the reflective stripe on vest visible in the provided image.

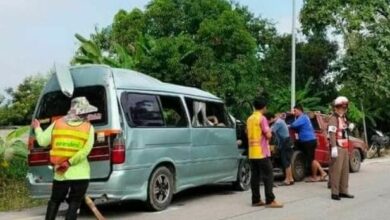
[50,117,91,165]
[336,117,349,148]
[247,112,264,159]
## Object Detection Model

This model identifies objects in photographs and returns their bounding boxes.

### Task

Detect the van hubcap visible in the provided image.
[154,174,170,203]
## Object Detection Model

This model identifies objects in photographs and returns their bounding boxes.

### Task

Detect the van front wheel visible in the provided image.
[147,166,174,211]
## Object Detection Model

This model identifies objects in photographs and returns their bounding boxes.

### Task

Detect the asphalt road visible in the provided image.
[3,157,390,220]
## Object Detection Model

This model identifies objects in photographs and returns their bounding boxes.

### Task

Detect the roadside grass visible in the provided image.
[0,158,47,211]
[0,178,47,211]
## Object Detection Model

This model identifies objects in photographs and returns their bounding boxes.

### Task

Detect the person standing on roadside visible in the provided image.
[328,96,354,200]
[265,112,294,186]
[32,97,97,220]
[291,104,327,182]
[246,97,283,208]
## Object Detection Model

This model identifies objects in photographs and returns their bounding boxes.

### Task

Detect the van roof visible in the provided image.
[70,64,221,101]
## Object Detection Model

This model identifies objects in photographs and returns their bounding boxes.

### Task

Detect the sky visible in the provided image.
[0,0,303,94]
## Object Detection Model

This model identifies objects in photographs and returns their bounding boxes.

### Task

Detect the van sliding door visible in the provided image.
[185,98,238,184]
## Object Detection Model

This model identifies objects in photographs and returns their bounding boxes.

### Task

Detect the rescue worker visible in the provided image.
[246,97,283,208]
[32,97,97,220]
[328,96,354,200]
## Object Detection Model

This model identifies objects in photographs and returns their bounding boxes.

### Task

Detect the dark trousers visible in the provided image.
[250,158,275,204]
[46,180,89,220]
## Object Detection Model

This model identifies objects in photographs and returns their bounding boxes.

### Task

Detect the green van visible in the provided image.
[27,64,251,211]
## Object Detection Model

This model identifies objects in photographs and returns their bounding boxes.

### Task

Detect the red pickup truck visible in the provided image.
[281,112,367,181]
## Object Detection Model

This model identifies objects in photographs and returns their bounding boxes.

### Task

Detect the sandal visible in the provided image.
[305,177,321,182]
[278,182,293,186]
[319,174,328,182]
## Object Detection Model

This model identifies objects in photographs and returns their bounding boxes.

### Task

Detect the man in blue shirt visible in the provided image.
[291,105,327,182]
[266,113,294,186]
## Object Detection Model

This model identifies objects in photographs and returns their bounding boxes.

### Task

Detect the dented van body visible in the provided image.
[27,65,249,211]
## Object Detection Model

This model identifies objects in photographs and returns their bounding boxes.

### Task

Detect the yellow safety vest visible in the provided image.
[50,117,91,165]
[247,111,267,159]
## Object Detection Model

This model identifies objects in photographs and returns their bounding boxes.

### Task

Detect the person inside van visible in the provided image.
[207,115,225,127]
[32,97,96,220]
[246,97,283,208]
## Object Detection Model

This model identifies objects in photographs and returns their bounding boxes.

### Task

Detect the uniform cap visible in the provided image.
[334,96,349,107]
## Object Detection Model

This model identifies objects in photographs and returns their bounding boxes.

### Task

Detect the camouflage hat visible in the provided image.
[69,97,98,115]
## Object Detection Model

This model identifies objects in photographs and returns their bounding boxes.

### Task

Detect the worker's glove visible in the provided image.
[56,161,70,173]
[331,147,338,158]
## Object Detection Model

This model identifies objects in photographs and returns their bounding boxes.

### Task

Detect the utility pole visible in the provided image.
[361,100,368,145]
[291,0,296,110]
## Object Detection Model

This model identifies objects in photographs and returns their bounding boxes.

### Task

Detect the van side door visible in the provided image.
[185,98,238,185]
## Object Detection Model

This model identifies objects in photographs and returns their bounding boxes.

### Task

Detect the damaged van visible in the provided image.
[27,64,250,211]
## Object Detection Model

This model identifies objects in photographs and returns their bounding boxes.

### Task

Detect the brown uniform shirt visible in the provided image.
[328,114,338,148]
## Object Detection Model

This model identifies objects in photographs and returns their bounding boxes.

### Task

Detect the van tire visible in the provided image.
[146,166,174,211]
[291,151,306,181]
[233,158,251,191]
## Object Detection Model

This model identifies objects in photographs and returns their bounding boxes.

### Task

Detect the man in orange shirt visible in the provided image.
[247,97,283,208]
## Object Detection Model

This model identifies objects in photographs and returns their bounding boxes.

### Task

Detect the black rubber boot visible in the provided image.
[45,201,60,220]
[65,202,81,220]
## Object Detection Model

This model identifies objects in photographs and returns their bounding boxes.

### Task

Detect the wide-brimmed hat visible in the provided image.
[69,97,98,115]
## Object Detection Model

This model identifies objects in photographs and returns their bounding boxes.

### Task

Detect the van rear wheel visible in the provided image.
[147,166,174,211]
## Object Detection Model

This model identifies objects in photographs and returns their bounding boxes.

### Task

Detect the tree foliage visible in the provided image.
[0,75,46,125]
[71,0,340,120]
[73,0,280,119]
[301,0,390,129]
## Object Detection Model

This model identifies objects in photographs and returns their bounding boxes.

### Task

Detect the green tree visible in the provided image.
[301,0,390,100]
[262,34,338,95]
[301,0,390,130]
[266,77,328,114]
[73,0,278,120]
[0,75,46,125]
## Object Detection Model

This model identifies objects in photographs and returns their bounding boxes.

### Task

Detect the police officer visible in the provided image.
[32,97,97,220]
[328,96,354,200]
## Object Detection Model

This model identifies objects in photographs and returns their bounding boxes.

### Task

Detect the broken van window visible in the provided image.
[185,98,232,128]
[36,86,107,127]
[159,95,188,127]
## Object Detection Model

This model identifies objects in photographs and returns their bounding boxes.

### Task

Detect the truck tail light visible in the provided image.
[111,136,125,164]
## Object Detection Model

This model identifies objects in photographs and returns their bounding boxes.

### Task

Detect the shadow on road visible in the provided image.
[76,184,236,218]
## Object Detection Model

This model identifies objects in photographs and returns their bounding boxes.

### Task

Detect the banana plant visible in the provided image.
[73,34,138,69]
[269,77,327,113]
[0,126,29,168]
